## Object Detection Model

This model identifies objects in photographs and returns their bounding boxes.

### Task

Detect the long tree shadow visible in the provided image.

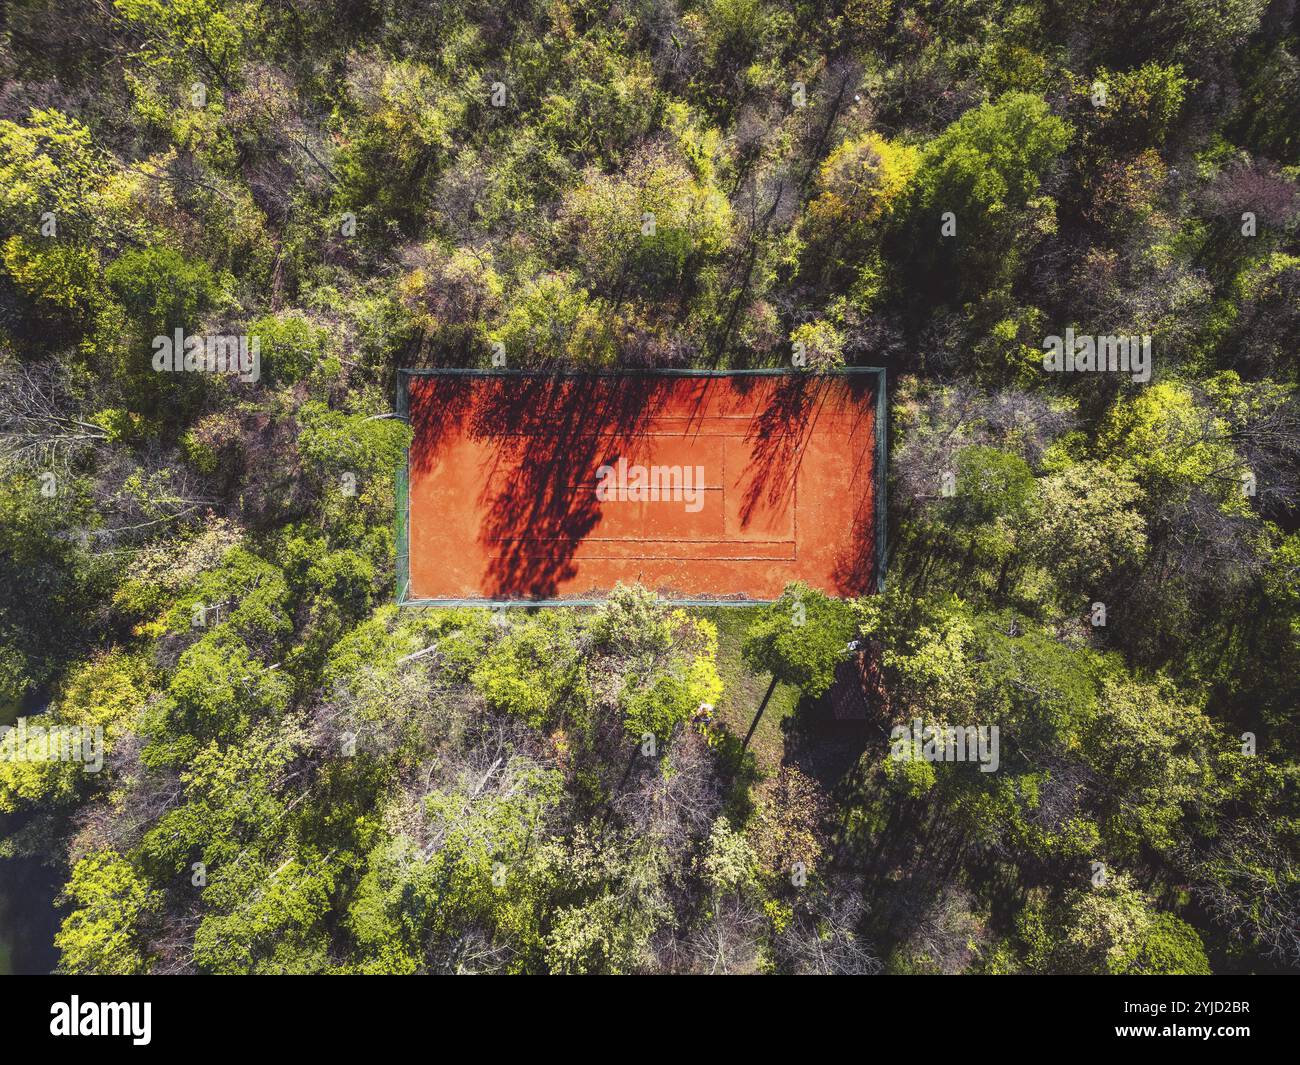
[467,374,670,599]
[830,493,879,596]
[735,374,823,529]
[780,691,873,791]
[829,373,881,595]
[407,371,879,599]
[407,374,475,476]
[733,373,880,592]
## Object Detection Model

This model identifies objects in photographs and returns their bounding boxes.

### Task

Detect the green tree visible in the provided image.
[1020,874,1210,975]
[471,613,590,729]
[0,649,151,812]
[55,851,158,974]
[560,144,733,300]
[743,583,856,699]
[892,93,1072,308]
[0,109,112,237]
[619,612,721,742]
[247,311,328,386]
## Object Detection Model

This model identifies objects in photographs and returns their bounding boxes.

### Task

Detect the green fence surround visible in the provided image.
[394,367,887,607]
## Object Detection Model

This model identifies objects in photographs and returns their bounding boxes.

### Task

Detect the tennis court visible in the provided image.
[398,370,883,603]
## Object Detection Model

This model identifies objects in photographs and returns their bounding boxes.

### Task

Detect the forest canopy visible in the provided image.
[0,0,1298,974]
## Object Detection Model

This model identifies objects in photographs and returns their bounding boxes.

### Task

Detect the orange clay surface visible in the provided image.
[406,373,878,601]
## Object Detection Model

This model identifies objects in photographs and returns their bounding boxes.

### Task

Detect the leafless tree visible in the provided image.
[68,726,187,859]
[0,358,108,472]
[880,884,983,974]
[1202,159,1300,227]
[434,925,516,975]
[775,879,882,975]
[309,651,471,767]
[682,893,767,974]
[892,381,1074,511]
[612,727,725,859]
[1184,822,1300,970]
[87,449,220,548]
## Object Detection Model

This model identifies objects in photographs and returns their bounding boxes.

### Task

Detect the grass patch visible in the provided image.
[694,607,800,775]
